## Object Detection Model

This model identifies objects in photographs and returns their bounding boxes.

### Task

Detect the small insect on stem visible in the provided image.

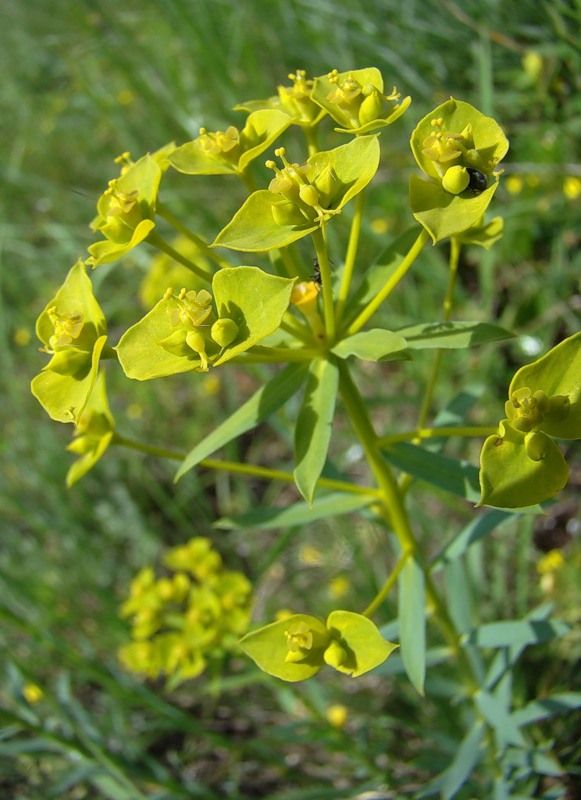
[466,168,488,195]
[311,259,322,285]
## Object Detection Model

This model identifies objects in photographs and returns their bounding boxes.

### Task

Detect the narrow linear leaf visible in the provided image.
[175,363,308,481]
[399,556,426,695]
[294,358,339,503]
[466,618,571,649]
[214,492,373,530]
[474,690,527,747]
[432,509,517,568]
[383,442,481,502]
[511,692,581,727]
[440,720,487,800]
[397,320,514,350]
[331,329,410,362]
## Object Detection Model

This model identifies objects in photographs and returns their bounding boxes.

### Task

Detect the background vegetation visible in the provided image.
[1,0,580,797]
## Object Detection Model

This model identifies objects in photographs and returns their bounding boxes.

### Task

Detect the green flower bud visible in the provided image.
[210,318,239,348]
[442,165,470,195]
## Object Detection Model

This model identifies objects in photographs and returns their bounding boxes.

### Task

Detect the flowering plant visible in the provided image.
[31,67,580,796]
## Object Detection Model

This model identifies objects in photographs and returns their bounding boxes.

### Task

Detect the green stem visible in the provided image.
[338,362,473,668]
[311,227,335,342]
[156,203,231,270]
[146,231,214,282]
[362,551,411,618]
[346,229,429,335]
[113,435,380,498]
[335,190,365,325]
[377,425,496,447]
[303,125,320,157]
[415,236,461,431]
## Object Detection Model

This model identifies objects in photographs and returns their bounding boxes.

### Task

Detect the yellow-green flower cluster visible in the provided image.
[118,537,253,687]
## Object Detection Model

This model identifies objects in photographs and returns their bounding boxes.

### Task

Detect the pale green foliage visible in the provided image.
[29,68,580,800]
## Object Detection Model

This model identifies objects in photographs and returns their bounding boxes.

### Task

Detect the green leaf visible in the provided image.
[325,611,398,677]
[511,692,581,727]
[509,331,581,440]
[383,442,481,502]
[399,556,426,694]
[397,320,514,350]
[175,363,308,481]
[214,492,374,530]
[212,267,295,365]
[478,421,569,508]
[433,509,516,568]
[331,329,410,362]
[294,358,339,503]
[440,721,486,800]
[238,614,328,682]
[465,618,571,649]
[474,690,527,748]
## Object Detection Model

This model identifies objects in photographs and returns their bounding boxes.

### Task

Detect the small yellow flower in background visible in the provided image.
[202,374,221,396]
[505,175,524,195]
[14,327,32,347]
[127,403,143,420]
[298,544,323,566]
[329,575,350,599]
[526,174,540,189]
[117,90,135,106]
[537,549,565,594]
[119,537,253,688]
[371,217,390,235]
[522,51,543,84]
[23,683,44,704]
[563,176,581,201]
[327,703,348,729]
[537,549,565,575]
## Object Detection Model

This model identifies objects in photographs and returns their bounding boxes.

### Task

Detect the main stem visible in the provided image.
[338,362,474,672]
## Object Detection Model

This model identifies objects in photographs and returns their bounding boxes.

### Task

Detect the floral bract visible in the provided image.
[168,109,292,176]
[31,260,108,423]
[239,610,397,682]
[312,68,411,134]
[66,370,115,487]
[479,332,581,508]
[116,267,295,379]
[409,98,509,243]
[234,70,326,128]
[213,136,380,252]
[87,147,174,268]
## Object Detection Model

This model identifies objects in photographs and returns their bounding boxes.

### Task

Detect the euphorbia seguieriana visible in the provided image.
[32,67,579,688]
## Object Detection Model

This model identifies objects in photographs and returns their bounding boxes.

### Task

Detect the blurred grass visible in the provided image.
[1,0,580,796]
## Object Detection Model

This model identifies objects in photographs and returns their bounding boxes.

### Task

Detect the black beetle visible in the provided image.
[466,168,487,195]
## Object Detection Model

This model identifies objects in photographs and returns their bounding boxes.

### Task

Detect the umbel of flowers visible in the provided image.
[30,67,581,690]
